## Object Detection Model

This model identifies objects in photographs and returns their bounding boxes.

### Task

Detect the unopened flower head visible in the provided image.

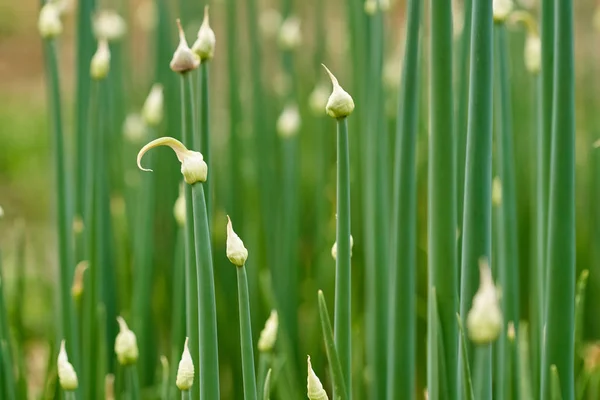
[38,3,63,39]
[192,6,216,62]
[71,260,89,300]
[309,83,330,116]
[466,258,503,344]
[323,64,355,119]
[493,0,513,23]
[93,10,127,41]
[173,185,186,226]
[137,137,207,185]
[331,234,354,260]
[115,316,139,365]
[57,340,78,391]
[307,356,329,400]
[258,310,278,352]
[226,216,248,267]
[492,176,502,207]
[276,104,301,138]
[176,337,195,391]
[364,0,377,15]
[171,19,200,73]
[524,33,541,74]
[260,8,282,39]
[90,39,111,80]
[278,16,301,50]
[0,206,4,218]
[142,84,164,127]
[123,113,147,143]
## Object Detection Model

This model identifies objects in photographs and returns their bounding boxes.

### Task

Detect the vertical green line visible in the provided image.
[542,0,575,398]
[237,265,258,400]
[387,0,421,398]
[458,0,493,397]
[0,252,16,400]
[199,64,211,220]
[429,1,457,399]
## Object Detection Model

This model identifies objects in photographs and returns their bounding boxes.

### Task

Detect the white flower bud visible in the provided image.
[364,0,377,15]
[278,16,301,50]
[38,3,63,39]
[115,316,139,365]
[90,39,111,80]
[173,186,186,226]
[142,84,164,127]
[492,176,502,207]
[137,137,208,184]
[176,337,195,391]
[379,0,390,12]
[171,19,200,73]
[0,206,4,218]
[260,8,282,39]
[123,113,147,143]
[309,83,330,116]
[524,33,541,74]
[307,356,329,400]
[276,104,301,138]
[466,259,503,345]
[57,340,78,391]
[226,216,248,267]
[71,260,89,300]
[93,10,127,41]
[322,64,355,119]
[493,0,513,23]
[257,310,278,352]
[192,6,216,62]
[331,235,354,260]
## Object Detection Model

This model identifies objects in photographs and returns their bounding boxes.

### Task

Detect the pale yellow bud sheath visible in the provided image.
[257,310,278,352]
[115,316,139,365]
[192,6,216,61]
[226,216,249,267]
[170,19,200,73]
[466,258,503,344]
[322,64,355,119]
[57,340,79,391]
[176,337,195,391]
[307,356,329,400]
[137,137,207,184]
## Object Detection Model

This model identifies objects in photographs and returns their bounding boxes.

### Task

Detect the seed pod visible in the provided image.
[176,337,195,391]
[257,310,279,352]
[493,0,513,23]
[322,64,355,119]
[192,6,216,62]
[90,39,111,80]
[276,104,301,138]
[57,340,79,391]
[307,356,329,400]
[170,19,200,73]
[466,258,503,344]
[142,84,164,127]
[226,216,248,267]
[38,3,63,39]
[115,316,139,365]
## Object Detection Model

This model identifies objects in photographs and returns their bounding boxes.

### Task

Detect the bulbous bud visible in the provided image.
[507,321,516,342]
[176,337,195,391]
[493,0,513,23]
[307,356,329,400]
[142,84,164,126]
[257,310,278,352]
[115,316,139,365]
[93,10,127,41]
[331,234,354,260]
[466,259,503,345]
[260,8,282,39]
[90,39,111,80]
[192,6,216,62]
[276,104,301,138]
[309,83,330,116]
[278,16,301,50]
[524,34,541,74]
[123,113,147,143]
[322,64,355,119]
[364,0,377,15]
[226,216,248,267]
[492,176,502,207]
[171,19,200,73]
[57,340,79,391]
[38,3,63,39]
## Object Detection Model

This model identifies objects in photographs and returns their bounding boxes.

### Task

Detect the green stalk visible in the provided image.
[427,288,440,400]
[126,365,140,400]
[574,270,589,376]
[257,353,270,398]
[493,23,520,400]
[0,252,16,400]
[334,117,352,399]
[542,0,575,398]
[237,265,258,400]
[65,391,76,400]
[180,73,200,400]
[457,315,475,400]
[42,38,78,371]
[182,390,191,400]
[429,1,458,399]
[171,228,186,400]
[550,365,563,400]
[263,369,272,400]
[198,64,211,219]
[387,0,421,398]
[190,183,220,399]
[458,0,493,397]
[318,290,348,400]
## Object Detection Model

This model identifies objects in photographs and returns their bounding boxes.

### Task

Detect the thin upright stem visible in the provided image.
[198,64,211,220]
[127,365,140,400]
[237,266,258,400]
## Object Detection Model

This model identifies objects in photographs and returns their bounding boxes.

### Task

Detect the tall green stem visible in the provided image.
[334,117,352,399]
[458,0,493,397]
[237,265,258,400]
[542,0,575,398]
[429,2,457,399]
[387,0,421,398]
[198,64,211,219]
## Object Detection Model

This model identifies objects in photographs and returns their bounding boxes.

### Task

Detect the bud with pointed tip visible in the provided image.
[493,0,513,23]
[171,19,200,73]
[226,216,248,267]
[142,84,164,126]
[176,337,195,391]
[524,33,541,74]
[90,39,111,80]
[93,10,127,41]
[466,258,503,344]
[258,310,278,352]
[192,6,216,62]
[278,16,301,50]
[38,3,63,39]
[123,113,147,143]
[322,64,355,119]
[307,356,329,400]
[492,177,502,207]
[137,137,207,184]
[115,316,139,365]
[332,234,354,260]
[276,104,301,138]
[57,340,79,391]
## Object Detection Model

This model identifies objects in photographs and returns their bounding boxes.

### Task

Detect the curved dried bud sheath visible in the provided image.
[322,64,355,119]
[170,19,200,73]
[57,340,79,391]
[176,337,195,390]
[115,316,139,365]
[466,258,503,344]
[226,216,248,267]
[90,39,111,80]
[137,137,207,184]
[192,6,216,62]
[307,356,329,400]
